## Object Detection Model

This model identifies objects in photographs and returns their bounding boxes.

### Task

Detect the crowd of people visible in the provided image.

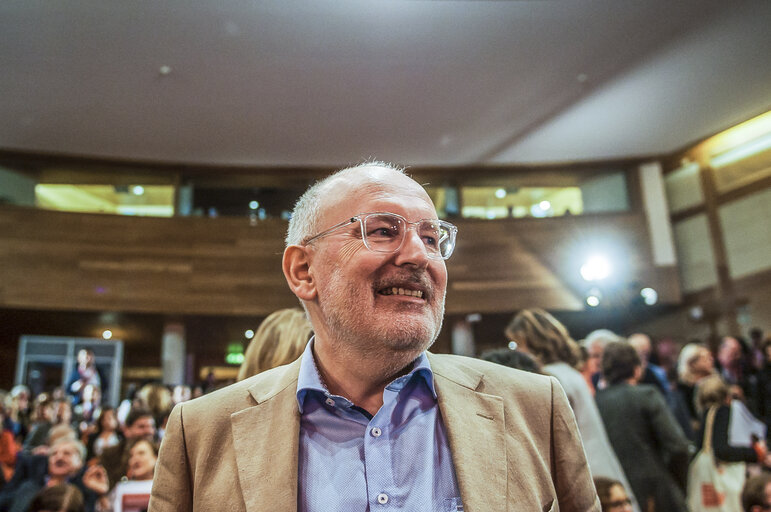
[483,311,771,512]
[1,316,768,511]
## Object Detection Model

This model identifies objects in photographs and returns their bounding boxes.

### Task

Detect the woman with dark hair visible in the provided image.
[596,341,691,512]
[593,477,633,512]
[27,484,85,512]
[83,438,159,512]
[505,309,637,510]
[85,406,121,462]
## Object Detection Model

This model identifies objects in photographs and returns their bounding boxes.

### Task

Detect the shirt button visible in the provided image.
[370,427,382,438]
[377,493,389,505]
[325,397,335,406]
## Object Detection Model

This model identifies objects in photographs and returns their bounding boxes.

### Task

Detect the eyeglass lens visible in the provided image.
[363,213,452,258]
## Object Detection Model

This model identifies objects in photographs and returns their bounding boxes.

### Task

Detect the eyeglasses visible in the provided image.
[302,211,458,260]
[605,498,632,509]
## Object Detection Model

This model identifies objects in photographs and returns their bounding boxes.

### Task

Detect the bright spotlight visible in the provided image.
[580,255,612,281]
[530,204,547,218]
[539,200,551,210]
[495,188,506,199]
[586,296,600,307]
[244,329,255,339]
[249,201,259,210]
[640,287,658,306]
[102,329,113,340]
[131,185,145,196]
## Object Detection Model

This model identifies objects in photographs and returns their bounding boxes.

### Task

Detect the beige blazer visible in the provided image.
[149,354,600,512]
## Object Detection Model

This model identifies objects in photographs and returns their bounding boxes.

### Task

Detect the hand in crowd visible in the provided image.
[31,444,50,455]
[82,464,110,495]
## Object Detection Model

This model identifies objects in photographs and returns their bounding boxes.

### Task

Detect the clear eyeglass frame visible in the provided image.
[302,211,458,260]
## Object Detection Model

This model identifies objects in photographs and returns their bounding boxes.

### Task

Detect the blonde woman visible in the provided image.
[506,308,639,512]
[675,343,715,428]
[237,308,313,381]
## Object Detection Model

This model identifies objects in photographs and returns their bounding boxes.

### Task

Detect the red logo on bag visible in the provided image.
[702,484,726,506]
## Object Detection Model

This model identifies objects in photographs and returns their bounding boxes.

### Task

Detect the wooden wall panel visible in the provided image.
[0,206,680,316]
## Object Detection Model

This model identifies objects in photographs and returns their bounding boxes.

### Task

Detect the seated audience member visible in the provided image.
[742,473,771,512]
[0,438,99,512]
[695,374,770,467]
[506,309,638,510]
[22,395,55,452]
[0,405,17,487]
[236,308,313,381]
[6,386,31,443]
[83,438,158,512]
[99,408,155,490]
[675,342,715,429]
[27,484,85,512]
[7,424,80,493]
[595,341,690,512]
[583,329,624,392]
[85,407,121,462]
[593,476,633,512]
[479,347,543,375]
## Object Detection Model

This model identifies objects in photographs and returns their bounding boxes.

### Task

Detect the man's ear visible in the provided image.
[283,245,316,301]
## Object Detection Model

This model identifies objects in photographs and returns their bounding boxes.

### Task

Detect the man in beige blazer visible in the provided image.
[150,163,600,512]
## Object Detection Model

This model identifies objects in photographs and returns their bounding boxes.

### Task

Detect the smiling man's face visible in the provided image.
[308,169,447,357]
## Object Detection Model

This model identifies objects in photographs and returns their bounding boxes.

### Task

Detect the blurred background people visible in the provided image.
[0,438,100,512]
[742,473,771,512]
[67,350,102,407]
[98,408,155,491]
[593,476,633,512]
[695,374,770,467]
[479,347,543,375]
[596,341,690,512]
[628,333,694,440]
[84,407,120,462]
[717,336,759,413]
[83,438,158,512]
[505,308,637,510]
[583,329,625,392]
[675,342,715,432]
[27,484,85,512]
[236,308,313,381]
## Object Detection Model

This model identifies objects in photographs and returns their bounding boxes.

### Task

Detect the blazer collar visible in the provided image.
[231,357,303,512]
[428,353,507,512]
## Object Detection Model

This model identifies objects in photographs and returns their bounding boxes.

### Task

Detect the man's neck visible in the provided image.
[312,339,419,416]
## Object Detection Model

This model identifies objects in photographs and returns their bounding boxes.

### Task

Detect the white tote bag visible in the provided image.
[687,406,746,512]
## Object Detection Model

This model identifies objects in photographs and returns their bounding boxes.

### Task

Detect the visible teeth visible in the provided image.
[383,287,423,298]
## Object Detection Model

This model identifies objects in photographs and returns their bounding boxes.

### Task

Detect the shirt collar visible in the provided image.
[295,336,437,413]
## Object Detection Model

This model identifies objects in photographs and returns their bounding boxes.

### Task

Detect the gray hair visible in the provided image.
[49,437,87,461]
[583,329,624,350]
[285,161,406,247]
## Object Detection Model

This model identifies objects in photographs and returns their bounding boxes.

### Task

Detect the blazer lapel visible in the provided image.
[429,354,507,512]
[230,359,302,512]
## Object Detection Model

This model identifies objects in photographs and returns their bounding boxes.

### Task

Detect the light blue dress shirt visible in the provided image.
[296,340,463,512]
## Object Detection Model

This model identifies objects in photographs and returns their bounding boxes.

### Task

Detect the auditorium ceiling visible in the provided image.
[1,1,770,168]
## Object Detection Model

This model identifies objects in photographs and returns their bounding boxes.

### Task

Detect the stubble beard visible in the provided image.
[318,265,446,366]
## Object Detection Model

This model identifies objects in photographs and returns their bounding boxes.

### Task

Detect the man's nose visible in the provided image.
[394,227,430,267]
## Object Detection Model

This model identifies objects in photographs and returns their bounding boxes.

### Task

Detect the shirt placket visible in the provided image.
[363,382,406,510]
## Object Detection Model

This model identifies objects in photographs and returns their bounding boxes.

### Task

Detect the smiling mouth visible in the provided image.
[379,287,424,299]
